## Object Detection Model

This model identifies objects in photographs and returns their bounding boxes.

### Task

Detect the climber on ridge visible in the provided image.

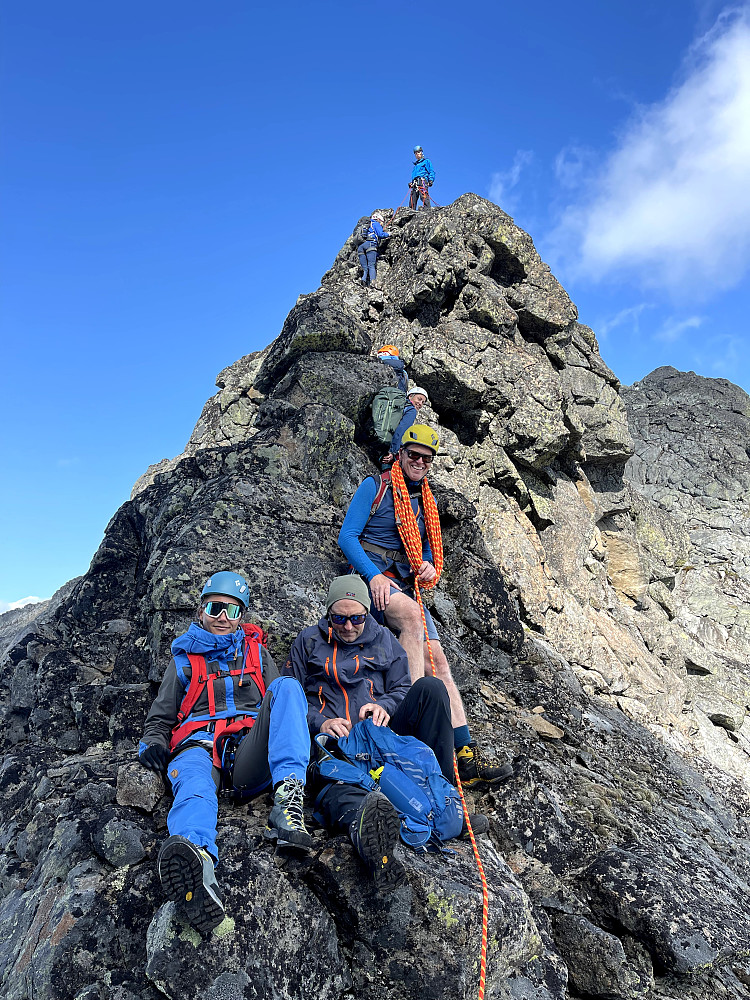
[357,210,390,289]
[409,146,434,210]
[138,571,312,934]
[337,425,512,788]
[283,575,487,887]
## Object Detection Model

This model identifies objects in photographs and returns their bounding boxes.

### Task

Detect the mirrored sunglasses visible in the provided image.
[329,613,368,626]
[203,600,243,620]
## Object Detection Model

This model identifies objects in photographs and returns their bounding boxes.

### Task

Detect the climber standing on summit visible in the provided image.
[409,146,434,210]
[138,572,312,934]
[338,426,512,789]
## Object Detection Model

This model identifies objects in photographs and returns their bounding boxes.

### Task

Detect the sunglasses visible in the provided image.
[329,613,368,626]
[403,449,434,465]
[202,600,243,620]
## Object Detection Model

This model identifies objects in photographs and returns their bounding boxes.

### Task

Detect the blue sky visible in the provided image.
[3,0,750,609]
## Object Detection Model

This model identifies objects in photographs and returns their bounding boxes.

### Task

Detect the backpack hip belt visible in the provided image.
[361,540,408,564]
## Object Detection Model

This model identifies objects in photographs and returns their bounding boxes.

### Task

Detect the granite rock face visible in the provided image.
[1,197,749,1000]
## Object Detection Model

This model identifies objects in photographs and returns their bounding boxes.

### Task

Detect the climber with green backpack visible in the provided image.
[371,346,430,469]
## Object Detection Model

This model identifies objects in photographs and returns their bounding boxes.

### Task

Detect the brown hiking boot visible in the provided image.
[456,742,513,789]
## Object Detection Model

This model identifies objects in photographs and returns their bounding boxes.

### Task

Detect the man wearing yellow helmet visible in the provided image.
[338,425,512,788]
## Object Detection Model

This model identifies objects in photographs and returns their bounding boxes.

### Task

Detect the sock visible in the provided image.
[453,725,471,750]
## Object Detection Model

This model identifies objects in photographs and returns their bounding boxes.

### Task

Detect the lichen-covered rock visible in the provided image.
[2,196,750,1000]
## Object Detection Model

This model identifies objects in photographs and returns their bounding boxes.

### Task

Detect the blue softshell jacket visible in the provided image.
[411,156,435,184]
[283,615,411,735]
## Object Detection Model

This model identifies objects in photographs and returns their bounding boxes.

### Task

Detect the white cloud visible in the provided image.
[554,145,596,190]
[598,303,651,339]
[490,150,534,211]
[0,596,45,614]
[656,315,705,342]
[553,6,750,294]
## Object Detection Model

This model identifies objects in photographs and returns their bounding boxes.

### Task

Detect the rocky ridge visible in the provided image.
[1,195,749,1000]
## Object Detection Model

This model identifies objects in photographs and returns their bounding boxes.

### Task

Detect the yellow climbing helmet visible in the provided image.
[401,424,439,454]
[377,344,400,356]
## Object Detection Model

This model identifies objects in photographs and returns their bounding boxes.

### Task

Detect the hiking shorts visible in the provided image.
[387,579,439,642]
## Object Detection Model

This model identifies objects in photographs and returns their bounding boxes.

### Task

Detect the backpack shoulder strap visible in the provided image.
[176,653,208,723]
[369,470,392,519]
[241,623,267,696]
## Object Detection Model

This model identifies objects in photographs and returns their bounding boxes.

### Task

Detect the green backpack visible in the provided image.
[370,386,407,446]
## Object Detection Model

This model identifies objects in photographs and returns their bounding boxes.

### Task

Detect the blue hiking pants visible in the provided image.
[358,241,378,284]
[167,676,310,860]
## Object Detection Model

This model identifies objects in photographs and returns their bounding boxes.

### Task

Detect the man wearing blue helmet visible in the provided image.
[139,571,312,934]
[409,146,435,210]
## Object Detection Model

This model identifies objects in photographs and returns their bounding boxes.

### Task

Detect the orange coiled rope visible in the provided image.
[390,457,490,1000]
[389,460,443,586]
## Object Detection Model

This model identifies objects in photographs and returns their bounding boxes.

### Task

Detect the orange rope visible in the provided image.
[389,459,443,587]
[390,458,489,999]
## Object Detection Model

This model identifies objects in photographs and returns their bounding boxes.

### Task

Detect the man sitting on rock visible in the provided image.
[338,424,512,789]
[283,575,485,888]
[138,571,312,933]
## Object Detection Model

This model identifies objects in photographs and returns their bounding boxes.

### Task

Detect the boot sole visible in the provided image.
[356,795,406,889]
[158,839,225,935]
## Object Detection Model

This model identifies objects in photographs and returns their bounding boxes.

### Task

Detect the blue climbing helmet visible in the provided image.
[200,572,250,609]
[413,145,423,153]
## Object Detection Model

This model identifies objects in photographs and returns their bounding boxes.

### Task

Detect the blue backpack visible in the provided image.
[355,219,374,245]
[315,719,463,850]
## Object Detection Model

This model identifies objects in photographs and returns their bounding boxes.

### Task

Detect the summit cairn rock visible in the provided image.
[1,197,750,999]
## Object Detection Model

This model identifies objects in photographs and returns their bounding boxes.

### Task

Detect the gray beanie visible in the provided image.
[326,575,371,613]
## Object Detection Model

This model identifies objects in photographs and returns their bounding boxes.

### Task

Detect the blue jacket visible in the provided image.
[378,355,408,394]
[411,156,435,184]
[283,615,411,734]
[338,473,433,582]
[361,219,389,247]
[390,400,417,454]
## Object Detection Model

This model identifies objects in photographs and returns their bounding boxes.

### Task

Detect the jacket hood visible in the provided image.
[315,614,382,645]
[171,621,245,658]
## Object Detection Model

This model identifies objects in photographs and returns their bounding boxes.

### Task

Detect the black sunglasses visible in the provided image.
[203,600,243,620]
[403,448,434,465]
[329,613,367,626]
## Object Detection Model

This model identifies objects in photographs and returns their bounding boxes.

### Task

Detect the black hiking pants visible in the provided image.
[314,676,453,833]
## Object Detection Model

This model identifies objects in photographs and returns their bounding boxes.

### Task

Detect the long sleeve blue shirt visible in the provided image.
[378,355,408,394]
[338,475,433,582]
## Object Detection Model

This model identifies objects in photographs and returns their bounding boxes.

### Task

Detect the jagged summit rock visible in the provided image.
[1,195,750,1000]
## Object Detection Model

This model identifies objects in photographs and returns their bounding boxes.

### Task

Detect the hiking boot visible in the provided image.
[157,835,225,934]
[264,777,312,850]
[349,790,406,889]
[461,813,490,839]
[456,742,514,789]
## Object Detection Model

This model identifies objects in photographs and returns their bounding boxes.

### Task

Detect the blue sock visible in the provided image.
[453,725,471,750]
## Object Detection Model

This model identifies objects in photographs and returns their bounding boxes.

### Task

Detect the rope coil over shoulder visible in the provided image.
[390,458,489,1000]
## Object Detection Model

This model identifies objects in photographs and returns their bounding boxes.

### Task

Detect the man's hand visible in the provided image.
[320,717,352,738]
[416,561,437,584]
[369,574,394,612]
[139,744,168,772]
[359,703,390,726]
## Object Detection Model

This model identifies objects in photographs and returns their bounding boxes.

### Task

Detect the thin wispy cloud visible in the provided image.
[598,303,651,339]
[656,315,705,342]
[489,150,534,213]
[551,6,750,295]
[0,596,44,614]
[693,331,745,376]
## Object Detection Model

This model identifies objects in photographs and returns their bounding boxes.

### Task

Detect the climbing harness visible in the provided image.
[390,459,490,1000]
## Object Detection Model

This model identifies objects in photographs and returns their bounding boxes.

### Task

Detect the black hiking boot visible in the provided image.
[157,835,225,934]
[460,813,490,839]
[456,742,514,789]
[264,777,312,851]
[349,791,406,889]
